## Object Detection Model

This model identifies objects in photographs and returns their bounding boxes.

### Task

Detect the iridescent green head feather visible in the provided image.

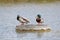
[37,14,41,18]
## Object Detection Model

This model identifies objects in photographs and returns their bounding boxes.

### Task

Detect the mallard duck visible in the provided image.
[36,14,44,24]
[17,15,29,25]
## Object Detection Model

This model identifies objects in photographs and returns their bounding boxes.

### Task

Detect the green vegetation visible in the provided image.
[0,0,60,4]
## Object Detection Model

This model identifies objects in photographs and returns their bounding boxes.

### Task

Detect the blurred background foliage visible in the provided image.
[0,0,60,4]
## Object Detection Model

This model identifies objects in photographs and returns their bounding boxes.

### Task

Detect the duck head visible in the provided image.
[37,14,41,18]
[17,15,20,20]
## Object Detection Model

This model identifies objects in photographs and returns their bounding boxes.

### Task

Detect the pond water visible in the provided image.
[0,2,60,40]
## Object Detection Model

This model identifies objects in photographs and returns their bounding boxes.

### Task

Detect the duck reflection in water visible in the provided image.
[16,30,45,39]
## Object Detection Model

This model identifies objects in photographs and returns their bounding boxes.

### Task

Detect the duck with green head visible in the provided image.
[36,14,44,24]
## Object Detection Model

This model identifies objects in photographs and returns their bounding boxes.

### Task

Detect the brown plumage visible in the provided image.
[36,18,41,23]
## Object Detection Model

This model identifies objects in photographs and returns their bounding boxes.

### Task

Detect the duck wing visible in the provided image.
[19,17,30,23]
[21,17,29,22]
